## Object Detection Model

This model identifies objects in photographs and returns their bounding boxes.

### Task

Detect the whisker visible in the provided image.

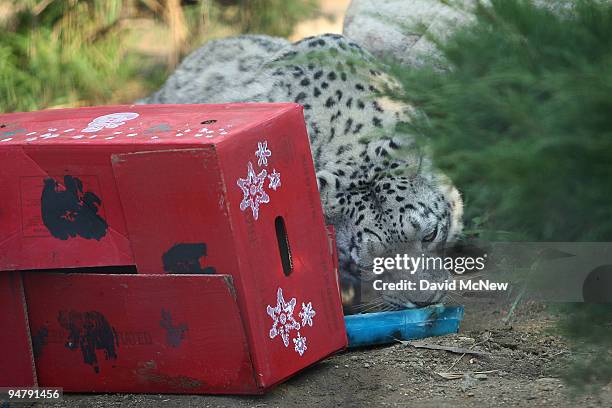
[351,299,385,313]
[452,272,487,280]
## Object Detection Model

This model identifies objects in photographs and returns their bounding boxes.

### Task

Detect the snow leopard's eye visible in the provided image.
[422,227,437,243]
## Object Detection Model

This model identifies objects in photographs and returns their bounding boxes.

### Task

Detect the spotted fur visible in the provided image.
[143,34,464,310]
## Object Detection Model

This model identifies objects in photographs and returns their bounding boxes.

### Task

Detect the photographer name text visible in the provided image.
[373,279,509,292]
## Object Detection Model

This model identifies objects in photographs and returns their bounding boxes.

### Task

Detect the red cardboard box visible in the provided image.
[1,103,316,272]
[24,273,258,394]
[0,104,347,393]
[0,272,37,387]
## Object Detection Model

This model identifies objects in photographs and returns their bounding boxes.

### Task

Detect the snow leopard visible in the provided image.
[142,34,464,312]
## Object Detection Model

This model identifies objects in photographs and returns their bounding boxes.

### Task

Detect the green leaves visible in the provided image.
[0,0,320,113]
[387,0,612,391]
[390,0,612,242]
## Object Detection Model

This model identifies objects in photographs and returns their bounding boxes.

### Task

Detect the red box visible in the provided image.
[0,104,346,393]
[24,273,258,393]
[1,104,315,272]
[0,272,37,387]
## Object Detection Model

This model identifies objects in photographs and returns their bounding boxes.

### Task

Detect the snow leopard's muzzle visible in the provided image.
[333,221,452,312]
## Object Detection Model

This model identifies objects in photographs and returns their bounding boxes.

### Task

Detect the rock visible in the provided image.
[342,0,472,67]
[364,362,371,368]
[474,373,488,380]
[342,0,575,68]
[461,374,476,392]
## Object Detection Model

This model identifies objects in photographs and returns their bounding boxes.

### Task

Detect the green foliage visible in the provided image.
[0,0,319,113]
[1,0,135,112]
[391,0,612,241]
[387,0,612,389]
[232,0,319,37]
[554,303,612,391]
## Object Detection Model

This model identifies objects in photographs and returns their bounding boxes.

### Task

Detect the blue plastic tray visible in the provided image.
[344,305,464,348]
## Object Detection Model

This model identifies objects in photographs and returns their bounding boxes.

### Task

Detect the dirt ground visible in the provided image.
[28,290,611,408]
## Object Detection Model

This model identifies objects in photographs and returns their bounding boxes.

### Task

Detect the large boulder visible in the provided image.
[342,0,471,67]
[343,0,577,66]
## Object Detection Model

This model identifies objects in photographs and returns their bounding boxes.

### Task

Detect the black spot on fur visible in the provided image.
[318,177,328,189]
[292,66,304,77]
[344,118,353,135]
[337,145,351,155]
[294,92,306,103]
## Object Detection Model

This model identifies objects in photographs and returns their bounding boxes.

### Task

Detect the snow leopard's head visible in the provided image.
[320,170,463,310]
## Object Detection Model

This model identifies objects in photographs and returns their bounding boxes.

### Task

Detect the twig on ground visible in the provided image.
[401,340,489,357]
[436,370,499,380]
[447,332,492,371]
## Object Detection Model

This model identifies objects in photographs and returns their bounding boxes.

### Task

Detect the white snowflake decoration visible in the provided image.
[237,161,269,220]
[299,302,316,327]
[268,169,281,191]
[236,141,283,221]
[255,140,272,167]
[267,288,301,347]
[293,332,308,356]
[82,112,139,133]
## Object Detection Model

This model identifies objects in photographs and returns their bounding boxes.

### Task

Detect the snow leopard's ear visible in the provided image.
[316,169,342,214]
[316,169,339,194]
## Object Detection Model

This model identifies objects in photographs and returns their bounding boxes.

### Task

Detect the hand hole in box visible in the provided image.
[275,216,293,276]
[201,119,217,125]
